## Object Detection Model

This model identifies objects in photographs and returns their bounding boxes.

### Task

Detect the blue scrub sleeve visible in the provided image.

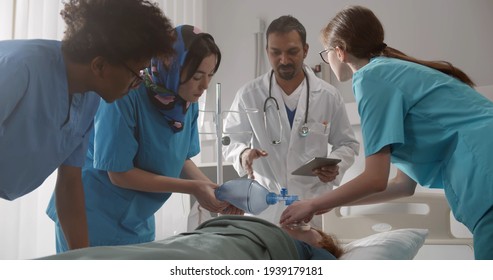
[92,97,139,172]
[62,126,93,167]
[354,77,406,156]
[186,105,201,159]
[0,61,28,126]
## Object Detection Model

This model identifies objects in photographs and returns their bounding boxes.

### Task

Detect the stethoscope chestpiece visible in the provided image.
[299,125,309,137]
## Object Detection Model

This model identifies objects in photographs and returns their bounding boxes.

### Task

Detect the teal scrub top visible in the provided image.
[0,39,100,200]
[47,87,200,247]
[353,57,493,229]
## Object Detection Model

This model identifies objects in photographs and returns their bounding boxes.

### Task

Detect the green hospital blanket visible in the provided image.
[38,216,300,260]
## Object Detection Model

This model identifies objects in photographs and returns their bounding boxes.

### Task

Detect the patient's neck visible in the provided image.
[282,226,322,248]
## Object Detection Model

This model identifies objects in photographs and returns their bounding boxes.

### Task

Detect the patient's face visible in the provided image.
[282,226,323,248]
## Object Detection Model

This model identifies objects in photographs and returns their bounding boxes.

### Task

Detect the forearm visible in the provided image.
[312,148,391,212]
[55,165,89,250]
[312,170,387,212]
[348,169,417,205]
[223,142,250,177]
[180,159,212,182]
[108,167,200,195]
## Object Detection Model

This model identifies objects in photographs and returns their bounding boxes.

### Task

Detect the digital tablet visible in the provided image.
[291,157,341,176]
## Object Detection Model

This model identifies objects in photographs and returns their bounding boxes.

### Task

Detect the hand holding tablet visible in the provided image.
[291,157,341,176]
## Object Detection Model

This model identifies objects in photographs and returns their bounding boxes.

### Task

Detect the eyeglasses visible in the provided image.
[318,48,334,64]
[121,62,144,89]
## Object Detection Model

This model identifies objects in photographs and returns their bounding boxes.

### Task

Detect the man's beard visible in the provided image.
[277,64,295,80]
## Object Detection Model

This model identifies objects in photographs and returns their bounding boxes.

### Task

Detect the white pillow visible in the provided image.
[340,228,428,260]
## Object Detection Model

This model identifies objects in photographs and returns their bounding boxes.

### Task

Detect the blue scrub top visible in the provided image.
[47,86,200,248]
[353,57,493,230]
[0,39,100,200]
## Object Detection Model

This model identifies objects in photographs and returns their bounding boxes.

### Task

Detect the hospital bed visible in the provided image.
[197,164,474,259]
[38,191,473,260]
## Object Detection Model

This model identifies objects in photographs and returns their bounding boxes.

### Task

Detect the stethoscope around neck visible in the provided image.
[264,69,310,145]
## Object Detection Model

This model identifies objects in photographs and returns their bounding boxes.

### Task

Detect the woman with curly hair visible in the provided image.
[0,0,175,250]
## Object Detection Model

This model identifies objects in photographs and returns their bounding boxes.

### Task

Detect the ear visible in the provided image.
[303,43,309,58]
[90,56,107,78]
[335,47,347,62]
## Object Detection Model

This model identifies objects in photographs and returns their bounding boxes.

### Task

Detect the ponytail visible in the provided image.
[323,5,475,87]
[382,46,475,87]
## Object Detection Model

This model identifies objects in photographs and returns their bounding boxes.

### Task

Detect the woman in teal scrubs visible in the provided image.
[280,6,493,259]
[48,25,240,252]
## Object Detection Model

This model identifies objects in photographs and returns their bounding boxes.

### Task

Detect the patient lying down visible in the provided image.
[39,216,343,260]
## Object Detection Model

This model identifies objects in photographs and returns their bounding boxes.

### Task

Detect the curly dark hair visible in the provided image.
[61,0,176,64]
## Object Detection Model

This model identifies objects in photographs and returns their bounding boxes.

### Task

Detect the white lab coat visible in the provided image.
[222,66,359,227]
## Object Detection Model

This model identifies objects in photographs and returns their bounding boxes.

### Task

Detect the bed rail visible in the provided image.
[323,191,473,247]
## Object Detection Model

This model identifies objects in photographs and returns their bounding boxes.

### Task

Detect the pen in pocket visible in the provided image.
[323,120,328,134]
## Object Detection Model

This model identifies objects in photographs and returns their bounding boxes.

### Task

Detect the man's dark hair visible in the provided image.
[266,15,307,46]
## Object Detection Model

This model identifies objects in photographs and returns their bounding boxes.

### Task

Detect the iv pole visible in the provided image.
[215,83,223,185]
[204,19,264,185]
[199,83,257,185]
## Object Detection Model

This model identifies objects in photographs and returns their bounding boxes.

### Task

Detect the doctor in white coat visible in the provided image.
[222,15,359,228]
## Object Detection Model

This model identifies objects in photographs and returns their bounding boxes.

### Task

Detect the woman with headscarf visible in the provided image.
[47,25,240,252]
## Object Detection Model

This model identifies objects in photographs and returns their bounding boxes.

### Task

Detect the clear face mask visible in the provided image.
[286,221,311,231]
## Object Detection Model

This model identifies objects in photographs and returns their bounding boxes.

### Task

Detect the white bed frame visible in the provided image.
[323,191,473,248]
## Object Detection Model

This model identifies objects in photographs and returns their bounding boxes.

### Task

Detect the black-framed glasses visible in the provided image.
[318,48,334,64]
[121,62,144,89]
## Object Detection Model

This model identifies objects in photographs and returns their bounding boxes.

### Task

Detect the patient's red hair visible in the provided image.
[313,228,345,258]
